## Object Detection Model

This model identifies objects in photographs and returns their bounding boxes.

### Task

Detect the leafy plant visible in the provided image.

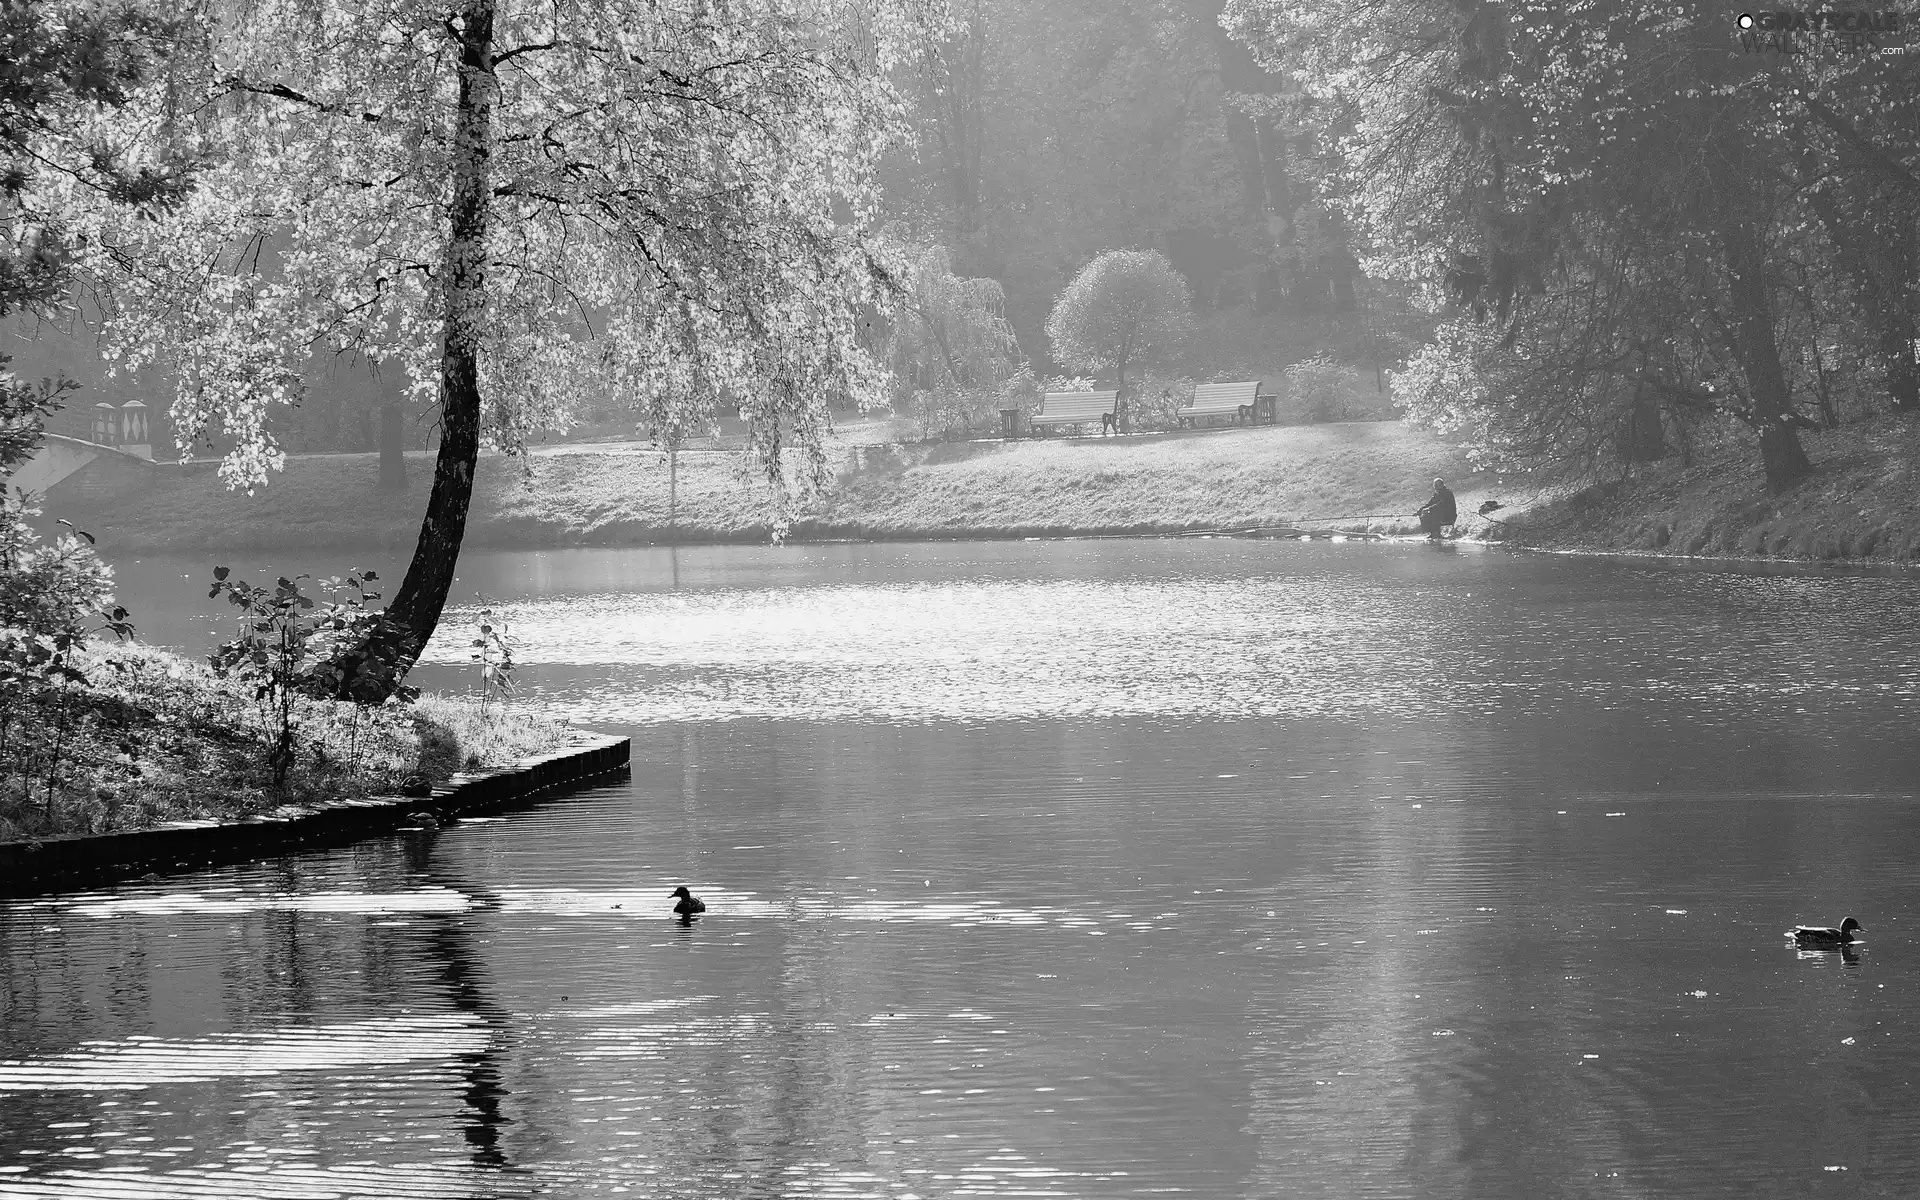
[469,594,517,716]
[74,0,934,703]
[0,364,80,473]
[1127,371,1195,433]
[0,488,122,636]
[207,567,414,787]
[0,607,135,825]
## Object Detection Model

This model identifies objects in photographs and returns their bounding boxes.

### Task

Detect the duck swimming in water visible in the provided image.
[1791,916,1862,947]
[670,886,706,917]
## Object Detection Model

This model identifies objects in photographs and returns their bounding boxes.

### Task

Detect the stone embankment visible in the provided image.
[0,732,629,896]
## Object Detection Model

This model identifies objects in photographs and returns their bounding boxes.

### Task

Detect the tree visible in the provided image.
[887,241,1022,437]
[1045,249,1192,406]
[72,0,940,696]
[1225,0,1858,491]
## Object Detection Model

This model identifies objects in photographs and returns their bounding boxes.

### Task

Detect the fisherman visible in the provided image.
[1415,477,1457,539]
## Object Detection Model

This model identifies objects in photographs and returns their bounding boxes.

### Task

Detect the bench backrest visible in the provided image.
[1184,380,1263,411]
[1035,390,1120,421]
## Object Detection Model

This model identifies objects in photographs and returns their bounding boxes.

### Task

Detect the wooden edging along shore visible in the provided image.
[0,732,630,898]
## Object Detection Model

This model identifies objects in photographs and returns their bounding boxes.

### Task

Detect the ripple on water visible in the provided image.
[28,882,1172,935]
[39,887,473,920]
[0,1163,537,1199]
[0,1016,490,1091]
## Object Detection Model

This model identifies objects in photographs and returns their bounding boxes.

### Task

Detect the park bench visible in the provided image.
[1030,390,1121,436]
[1178,380,1274,428]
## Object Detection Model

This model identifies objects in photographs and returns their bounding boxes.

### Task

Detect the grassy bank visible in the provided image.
[53,422,1496,549]
[0,634,571,842]
[1489,415,1920,564]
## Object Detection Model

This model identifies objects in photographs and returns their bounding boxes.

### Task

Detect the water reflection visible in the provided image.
[5,542,1920,1197]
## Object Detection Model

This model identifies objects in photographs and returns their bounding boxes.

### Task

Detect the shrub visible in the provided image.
[0,490,119,636]
[206,567,414,786]
[1286,354,1386,423]
[1127,371,1195,433]
[2,369,126,638]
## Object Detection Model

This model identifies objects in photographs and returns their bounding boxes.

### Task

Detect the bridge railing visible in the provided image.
[38,400,153,455]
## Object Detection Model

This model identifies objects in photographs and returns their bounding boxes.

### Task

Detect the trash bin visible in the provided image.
[1000,408,1020,439]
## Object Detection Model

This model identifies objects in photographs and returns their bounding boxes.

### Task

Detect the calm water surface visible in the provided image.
[4,540,1920,1198]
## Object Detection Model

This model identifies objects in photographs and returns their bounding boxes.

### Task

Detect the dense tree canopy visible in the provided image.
[1046,248,1194,400]
[1226,0,1920,490]
[59,0,941,688]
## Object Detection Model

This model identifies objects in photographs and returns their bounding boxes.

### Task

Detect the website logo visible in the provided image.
[1736,9,1907,53]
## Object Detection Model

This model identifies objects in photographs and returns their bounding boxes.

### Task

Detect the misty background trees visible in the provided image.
[1223,0,1919,490]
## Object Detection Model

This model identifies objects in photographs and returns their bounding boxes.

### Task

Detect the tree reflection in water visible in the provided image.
[406,830,514,1172]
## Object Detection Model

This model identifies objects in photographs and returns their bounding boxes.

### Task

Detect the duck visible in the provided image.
[1791,916,1862,947]
[670,885,706,917]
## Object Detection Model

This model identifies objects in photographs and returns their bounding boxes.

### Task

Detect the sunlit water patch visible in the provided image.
[391,549,1920,728]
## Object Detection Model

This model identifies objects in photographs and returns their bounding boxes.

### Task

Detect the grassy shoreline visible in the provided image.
[45,414,1920,566]
[52,422,1500,549]
[1483,415,1920,565]
[0,634,571,843]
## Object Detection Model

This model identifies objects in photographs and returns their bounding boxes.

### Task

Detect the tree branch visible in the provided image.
[220,77,385,123]
[1801,93,1920,191]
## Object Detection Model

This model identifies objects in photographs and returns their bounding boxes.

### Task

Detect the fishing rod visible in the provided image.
[1297,500,1507,525]
[1292,512,1404,523]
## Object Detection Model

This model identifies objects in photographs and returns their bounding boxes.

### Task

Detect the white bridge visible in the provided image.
[12,400,158,495]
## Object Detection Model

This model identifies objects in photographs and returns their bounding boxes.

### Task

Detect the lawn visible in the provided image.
[53,420,1496,549]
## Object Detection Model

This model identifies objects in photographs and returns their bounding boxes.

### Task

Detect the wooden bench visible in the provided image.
[1178,380,1274,427]
[1030,390,1120,435]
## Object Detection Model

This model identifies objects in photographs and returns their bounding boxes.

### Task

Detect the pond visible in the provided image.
[4,539,1920,1198]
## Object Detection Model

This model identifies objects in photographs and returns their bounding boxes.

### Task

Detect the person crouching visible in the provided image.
[1416,478,1457,539]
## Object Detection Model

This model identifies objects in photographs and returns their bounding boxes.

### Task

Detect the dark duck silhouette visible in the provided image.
[1791,916,1862,947]
[670,886,706,917]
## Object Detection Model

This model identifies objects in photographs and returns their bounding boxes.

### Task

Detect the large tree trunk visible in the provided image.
[382,0,494,684]
[1719,228,1811,492]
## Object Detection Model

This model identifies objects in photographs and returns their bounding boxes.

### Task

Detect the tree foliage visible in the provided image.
[0,0,176,651]
[79,0,927,488]
[1045,248,1193,399]
[887,241,1022,436]
[64,0,943,692]
[0,0,191,318]
[1226,0,1920,491]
